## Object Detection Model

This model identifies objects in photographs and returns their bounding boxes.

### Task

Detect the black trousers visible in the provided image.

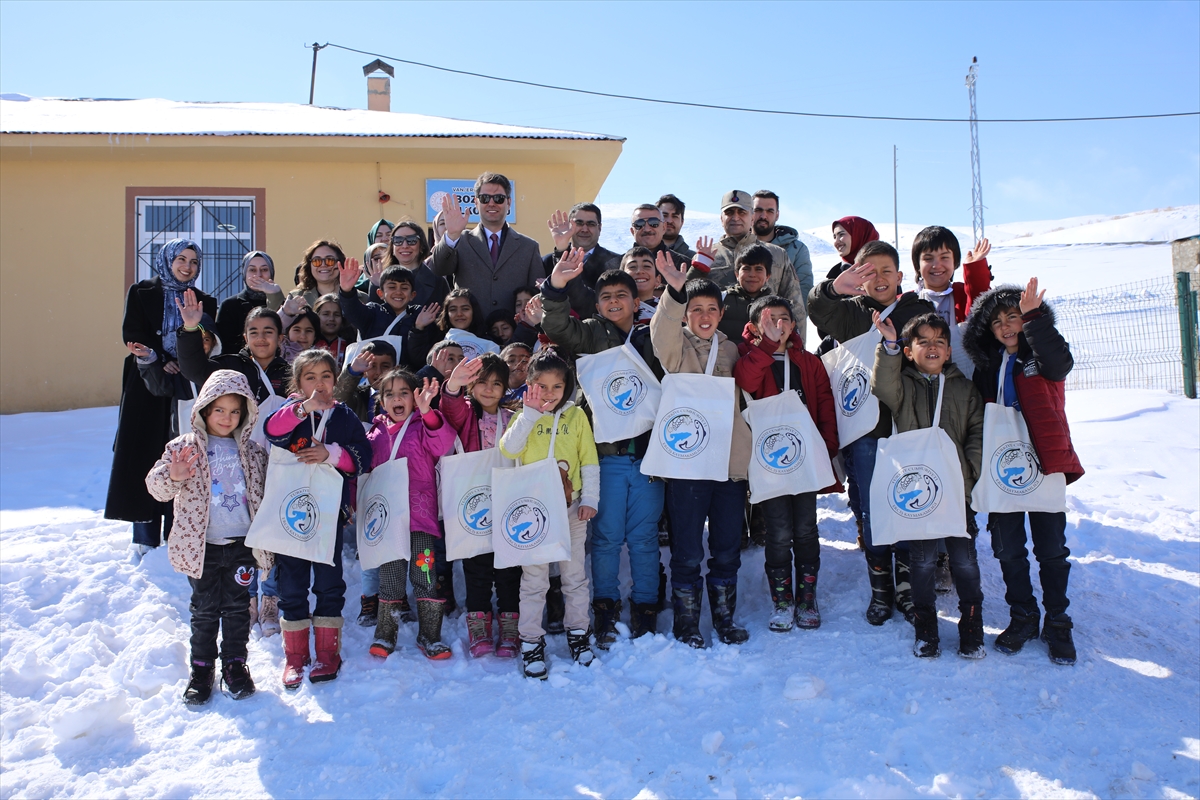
[463,551,522,614]
[188,538,257,664]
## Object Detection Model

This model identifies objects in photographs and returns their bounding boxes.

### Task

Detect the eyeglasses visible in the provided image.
[310,256,339,267]
[631,218,662,230]
[572,219,599,229]
[391,235,421,246]
[476,193,508,205]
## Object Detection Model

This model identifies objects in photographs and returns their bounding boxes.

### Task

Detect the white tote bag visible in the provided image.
[245,410,344,565]
[869,374,968,546]
[250,361,288,450]
[344,326,407,374]
[741,362,836,503]
[354,414,413,570]
[821,301,895,448]
[640,341,735,482]
[444,328,500,361]
[178,381,199,437]
[970,353,1067,514]
[490,409,573,568]
[575,334,662,444]
[441,439,514,561]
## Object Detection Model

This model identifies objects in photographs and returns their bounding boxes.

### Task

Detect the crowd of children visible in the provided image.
[125,182,1084,704]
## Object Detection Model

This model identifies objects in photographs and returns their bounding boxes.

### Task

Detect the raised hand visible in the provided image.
[176,289,204,328]
[524,295,544,325]
[760,309,783,343]
[415,302,440,330]
[415,377,440,414]
[965,238,991,264]
[350,349,375,376]
[339,257,361,292]
[549,247,586,289]
[832,261,877,297]
[873,310,897,342]
[295,441,329,464]
[245,273,281,296]
[447,356,483,393]
[547,209,572,252]
[1019,277,1044,315]
[523,383,554,414]
[655,249,688,293]
[168,445,199,482]
[281,294,306,317]
[127,342,153,359]
[303,387,335,414]
[441,193,468,240]
[695,235,716,261]
[431,345,459,378]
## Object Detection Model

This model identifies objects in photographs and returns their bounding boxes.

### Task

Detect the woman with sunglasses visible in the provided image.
[379,219,449,308]
[284,239,365,341]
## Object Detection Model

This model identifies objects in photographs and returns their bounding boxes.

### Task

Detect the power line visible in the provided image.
[322,43,1199,124]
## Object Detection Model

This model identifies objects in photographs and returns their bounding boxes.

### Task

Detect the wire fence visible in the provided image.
[1051,274,1192,393]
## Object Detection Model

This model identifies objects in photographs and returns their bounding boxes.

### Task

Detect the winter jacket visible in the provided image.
[265,398,372,510]
[717,284,773,344]
[359,263,450,309]
[915,257,991,325]
[499,402,601,508]
[650,287,752,481]
[542,244,623,318]
[961,285,1084,484]
[106,278,217,523]
[767,226,815,310]
[688,233,807,327]
[666,236,696,260]
[215,286,284,354]
[365,410,457,537]
[335,364,379,423]
[440,389,517,454]
[431,224,544,313]
[871,348,985,497]
[145,370,271,579]
[177,327,291,406]
[734,325,841,493]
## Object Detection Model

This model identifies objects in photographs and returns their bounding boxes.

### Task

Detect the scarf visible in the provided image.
[832,216,880,264]
[240,250,275,305]
[154,238,202,358]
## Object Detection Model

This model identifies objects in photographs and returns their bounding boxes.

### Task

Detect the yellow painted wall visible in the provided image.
[0,135,621,412]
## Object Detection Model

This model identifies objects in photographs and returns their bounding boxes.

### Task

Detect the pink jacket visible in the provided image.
[439,387,515,453]
[366,410,457,537]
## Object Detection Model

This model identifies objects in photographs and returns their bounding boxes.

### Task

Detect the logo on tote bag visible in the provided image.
[458,487,493,537]
[361,495,389,546]
[837,367,870,417]
[281,489,320,541]
[501,499,550,550]
[660,409,710,458]
[755,427,805,474]
[887,466,943,519]
[603,371,647,416]
[990,442,1045,495]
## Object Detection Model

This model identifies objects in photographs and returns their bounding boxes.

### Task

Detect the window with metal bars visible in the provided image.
[136,197,255,303]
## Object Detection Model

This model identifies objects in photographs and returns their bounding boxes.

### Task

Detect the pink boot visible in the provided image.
[309,616,343,683]
[495,612,520,658]
[466,611,494,658]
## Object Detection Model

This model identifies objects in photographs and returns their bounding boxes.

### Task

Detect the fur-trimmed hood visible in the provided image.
[961,284,1056,369]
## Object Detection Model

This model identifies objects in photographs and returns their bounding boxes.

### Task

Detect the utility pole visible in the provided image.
[893,145,899,249]
[308,43,327,105]
[966,57,984,244]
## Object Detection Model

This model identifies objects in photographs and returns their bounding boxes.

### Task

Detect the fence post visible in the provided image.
[1177,271,1198,399]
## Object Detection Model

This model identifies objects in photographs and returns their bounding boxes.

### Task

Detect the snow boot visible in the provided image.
[628,601,658,639]
[894,552,916,624]
[435,572,458,617]
[248,595,259,629]
[357,594,379,627]
[466,611,494,658]
[280,618,311,690]
[865,550,895,626]
[183,660,215,706]
[707,578,749,645]
[957,602,986,659]
[309,616,343,683]
[259,595,280,638]
[220,657,256,700]
[912,606,941,658]
[567,628,595,666]
[415,599,452,660]
[545,576,566,635]
[369,600,402,658]
[521,637,547,679]
[1042,613,1077,666]
[995,608,1041,655]
[671,580,706,649]
[396,593,417,624]
[766,568,794,633]
[794,564,821,630]
[592,598,621,650]
[935,552,953,595]
[495,612,520,658]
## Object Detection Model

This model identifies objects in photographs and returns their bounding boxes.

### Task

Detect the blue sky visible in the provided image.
[2,0,1196,233]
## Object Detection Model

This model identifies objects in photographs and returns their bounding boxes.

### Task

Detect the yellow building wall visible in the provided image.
[0,138,619,412]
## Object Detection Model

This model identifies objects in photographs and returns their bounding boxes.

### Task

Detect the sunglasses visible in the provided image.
[476,193,508,205]
[391,234,422,246]
[631,218,662,230]
[310,256,339,267]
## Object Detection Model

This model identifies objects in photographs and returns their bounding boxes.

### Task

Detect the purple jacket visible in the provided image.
[366,410,457,537]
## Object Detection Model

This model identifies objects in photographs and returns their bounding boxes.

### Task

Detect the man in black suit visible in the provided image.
[542,202,621,318]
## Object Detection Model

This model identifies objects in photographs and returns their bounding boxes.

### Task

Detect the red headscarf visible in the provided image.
[833,216,880,264]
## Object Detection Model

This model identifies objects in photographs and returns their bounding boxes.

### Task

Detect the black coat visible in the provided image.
[542,245,622,318]
[176,327,291,404]
[105,278,216,523]
[215,288,281,354]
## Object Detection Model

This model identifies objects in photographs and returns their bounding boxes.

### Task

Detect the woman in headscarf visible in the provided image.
[368,218,393,248]
[106,238,217,559]
[826,216,881,280]
[215,251,284,353]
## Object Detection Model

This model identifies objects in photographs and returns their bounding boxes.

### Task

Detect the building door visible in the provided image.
[135,197,255,303]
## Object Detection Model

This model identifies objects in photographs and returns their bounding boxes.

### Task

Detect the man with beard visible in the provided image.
[657,194,695,260]
[752,190,814,311]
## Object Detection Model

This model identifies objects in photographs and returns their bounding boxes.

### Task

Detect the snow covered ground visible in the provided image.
[2,208,1199,798]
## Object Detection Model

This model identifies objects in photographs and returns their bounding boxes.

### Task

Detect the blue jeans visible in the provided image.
[989,511,1070,617]
[908,533,983,610]
[361,567,380,597]
[592,455,664,605]
[132,507,173,548]
[842,444,861,521]
[665,478,747,589]
[846,436,886,554]
[276,521,346,621]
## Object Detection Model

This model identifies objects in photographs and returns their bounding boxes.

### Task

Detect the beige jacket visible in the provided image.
[649,289,751,481]
[688,232,808,331]
[146,370,272,579]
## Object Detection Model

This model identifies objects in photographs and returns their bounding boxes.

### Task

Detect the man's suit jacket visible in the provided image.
[541,244,622,318]
[431,224,544,312]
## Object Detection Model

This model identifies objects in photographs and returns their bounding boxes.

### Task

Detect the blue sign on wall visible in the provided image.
[425,179,517,224]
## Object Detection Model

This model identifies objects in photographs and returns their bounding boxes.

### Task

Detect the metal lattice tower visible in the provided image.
[966,57,984,244]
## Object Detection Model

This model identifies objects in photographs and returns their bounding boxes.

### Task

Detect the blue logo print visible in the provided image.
[361,495,389,546]
[990,442,1045,495]
[661,409,710,459]
[501,499,549,550]
[603,371,646,416]
[281,489,320,541]
[755,427,805,475]
[837,367,870,417]
[887,466,943,519]
[458,487,493,537]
